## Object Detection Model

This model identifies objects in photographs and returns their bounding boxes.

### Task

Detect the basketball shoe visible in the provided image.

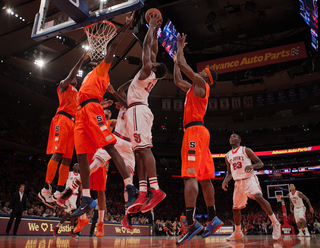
[202,216,224,238]
[127,191,148,213]
[125,185,139,210]
[96,222,105,237]
[176,220,204,246]
[226,231,244,241]
[53,225,59,237]
[70,227,79,238]
[56,188,72,209]
[141,188,166,213]
[121,214,133,232]
[52,191,62,203]
[73,218,90,233]
[38,182,55,208]
[71,196,97,218]
[272,222,281,240]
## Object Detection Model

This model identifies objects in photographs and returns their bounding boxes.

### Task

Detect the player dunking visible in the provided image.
[289,183,314,237]
[38,52,89,208]
[71,12,138,218]
[173,33,223,246]
[125,14,167,214]
[222,133,281,241]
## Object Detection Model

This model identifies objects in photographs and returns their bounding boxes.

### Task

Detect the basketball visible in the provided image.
[145,8,162,23]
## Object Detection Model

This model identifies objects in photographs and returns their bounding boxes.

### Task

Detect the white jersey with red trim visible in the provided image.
[114,106,129,138]
[226,146,254,180]
[65,171,81,194]
[127,70,157,106]
[289,190,304,208]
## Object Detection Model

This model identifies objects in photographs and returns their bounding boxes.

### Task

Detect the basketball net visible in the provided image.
[276,195,283,203]
[84,21,117,61]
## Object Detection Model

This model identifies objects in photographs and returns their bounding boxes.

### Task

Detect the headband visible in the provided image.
[205,68,214,85]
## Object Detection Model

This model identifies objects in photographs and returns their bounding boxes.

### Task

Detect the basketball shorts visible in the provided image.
[65,194,77,214]
[294,206,306,223]
[125,105,153,151]
[88,152,108,191]
[46,114,75,159]
[74,102,117,154]
[181,125,215,181]
[233,175,262,209]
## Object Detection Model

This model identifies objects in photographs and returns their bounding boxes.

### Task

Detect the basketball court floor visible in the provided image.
[1,235,320,248]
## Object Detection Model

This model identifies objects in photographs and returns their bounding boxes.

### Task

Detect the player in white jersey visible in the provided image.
[289,183,314,237]
[125,14,167,214]
[53,163,81,238]
[222,133,281,241]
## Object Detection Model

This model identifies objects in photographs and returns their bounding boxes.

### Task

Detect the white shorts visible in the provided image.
[65,194,77,214]
[125,105,153,151]
[294,207,306,223]
[233,175,262,209]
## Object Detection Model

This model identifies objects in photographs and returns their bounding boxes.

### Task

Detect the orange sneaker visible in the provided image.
[96,221,105,237]
[73,218,90,233]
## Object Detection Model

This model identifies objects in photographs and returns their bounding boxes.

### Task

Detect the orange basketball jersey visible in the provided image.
[78,61,111,104]
[56,85,78,117]
[183,83,210,127]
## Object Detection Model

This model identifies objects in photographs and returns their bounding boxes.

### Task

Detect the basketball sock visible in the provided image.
[72,179,81,192]
[186,207,195,225]
[58,164,69,187]
[79,214,87,220]
[268,213,278,224]
[44,182,50,190]
[149,177,159,190]
[207,206,216,222]
[89,158,104,176]
[139,180,148,192]
[45,160,59,184]
[98,210,105,222]
[235,225,241,232]
[56,185,64,192]
[82,189,90,197]
[124,178,133,187]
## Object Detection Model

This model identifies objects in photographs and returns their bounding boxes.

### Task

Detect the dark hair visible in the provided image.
[20,184,25,188]
[233,133,241,140]
[155,63,167,79]
[209,69,218,83]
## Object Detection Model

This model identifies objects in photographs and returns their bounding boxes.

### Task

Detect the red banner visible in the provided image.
[212,145,320,158]
[197,42,307,74]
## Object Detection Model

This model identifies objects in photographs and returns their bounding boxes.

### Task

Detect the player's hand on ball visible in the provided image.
[245,165,253,173]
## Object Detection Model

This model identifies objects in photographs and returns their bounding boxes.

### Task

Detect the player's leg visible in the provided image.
[299,207,310,236]
[53,157,71,202]
[95,191,106,237]
[53,212,70,237]
[89,210,98,237]
[122,163,135,230]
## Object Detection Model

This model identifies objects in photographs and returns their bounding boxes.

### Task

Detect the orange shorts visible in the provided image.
[88,153,108,191]
[74,102,117,154]
[181,125,215,181]
[46,114,75,159]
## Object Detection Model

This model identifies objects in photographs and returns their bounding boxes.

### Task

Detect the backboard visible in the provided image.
[267,184,290,199]
[31,0,144,41]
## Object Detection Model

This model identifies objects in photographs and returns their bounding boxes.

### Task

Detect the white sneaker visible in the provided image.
[272,222,281,240]
[305,231,310,237]
[38,184,55,208]
[52,191,62,203]
[297,232,304,237]
[226,231,244,241]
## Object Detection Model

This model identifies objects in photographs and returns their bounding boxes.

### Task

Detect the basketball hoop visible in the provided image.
[83,20,117,61]
[276,195,283,203]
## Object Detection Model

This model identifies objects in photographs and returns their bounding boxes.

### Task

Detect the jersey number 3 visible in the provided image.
[232,162,242,171]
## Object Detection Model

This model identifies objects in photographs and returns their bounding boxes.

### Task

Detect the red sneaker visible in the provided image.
[127,191,148,214]
[141,188,166,213]
[121,214,133,232]
[53,225,59,237]
[96,222,105,237]
[69,228,79,238]
[73,218,90,233]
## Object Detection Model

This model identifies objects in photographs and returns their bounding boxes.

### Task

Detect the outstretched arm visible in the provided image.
[104,12,135,64]
[60,52,89,93]
[140,14,162,80]
[176,33,206,98]
[150,23,161,63]
[107,83,128,108]
[173,52,191,92]
[298,192,314,213]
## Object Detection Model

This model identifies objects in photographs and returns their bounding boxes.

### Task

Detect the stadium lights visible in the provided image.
[82,45,90,51]
[6,8,26,22]
[35,60,44,67]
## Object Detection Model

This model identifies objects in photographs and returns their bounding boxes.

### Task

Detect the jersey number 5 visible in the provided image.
[232,162,242,171]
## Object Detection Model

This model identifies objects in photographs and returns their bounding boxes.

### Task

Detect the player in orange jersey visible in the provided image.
[71,12,139,218]
[173,33,223,246]
[38,52,89,208]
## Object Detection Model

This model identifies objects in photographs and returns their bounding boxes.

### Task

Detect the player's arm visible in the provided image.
[60,52,89,93]
[298,192,314,213]
[100,99,113,109]
[140,14,162,80]
[289,197,294,213]
[176,33,206,98]
[245,147,264,172]
[173,52,191,92]
[110,119,117,131]
[150,22,161,63]
[107,83,128,108]
[117,79,132,99]
[222,156,233,191]
[104,12,135,64]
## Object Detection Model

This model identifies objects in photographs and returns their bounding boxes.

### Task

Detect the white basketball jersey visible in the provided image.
[65,171,81,194]
[289,190,304,208]
[127,70,157,106]
[226,146,254,180]
[114,106,129,138]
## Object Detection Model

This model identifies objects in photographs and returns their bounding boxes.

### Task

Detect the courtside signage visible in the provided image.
[212,145,320,158]
[197,42,307,74]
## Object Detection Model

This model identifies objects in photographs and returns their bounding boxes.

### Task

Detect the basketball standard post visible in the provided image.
[276,194,295,235]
